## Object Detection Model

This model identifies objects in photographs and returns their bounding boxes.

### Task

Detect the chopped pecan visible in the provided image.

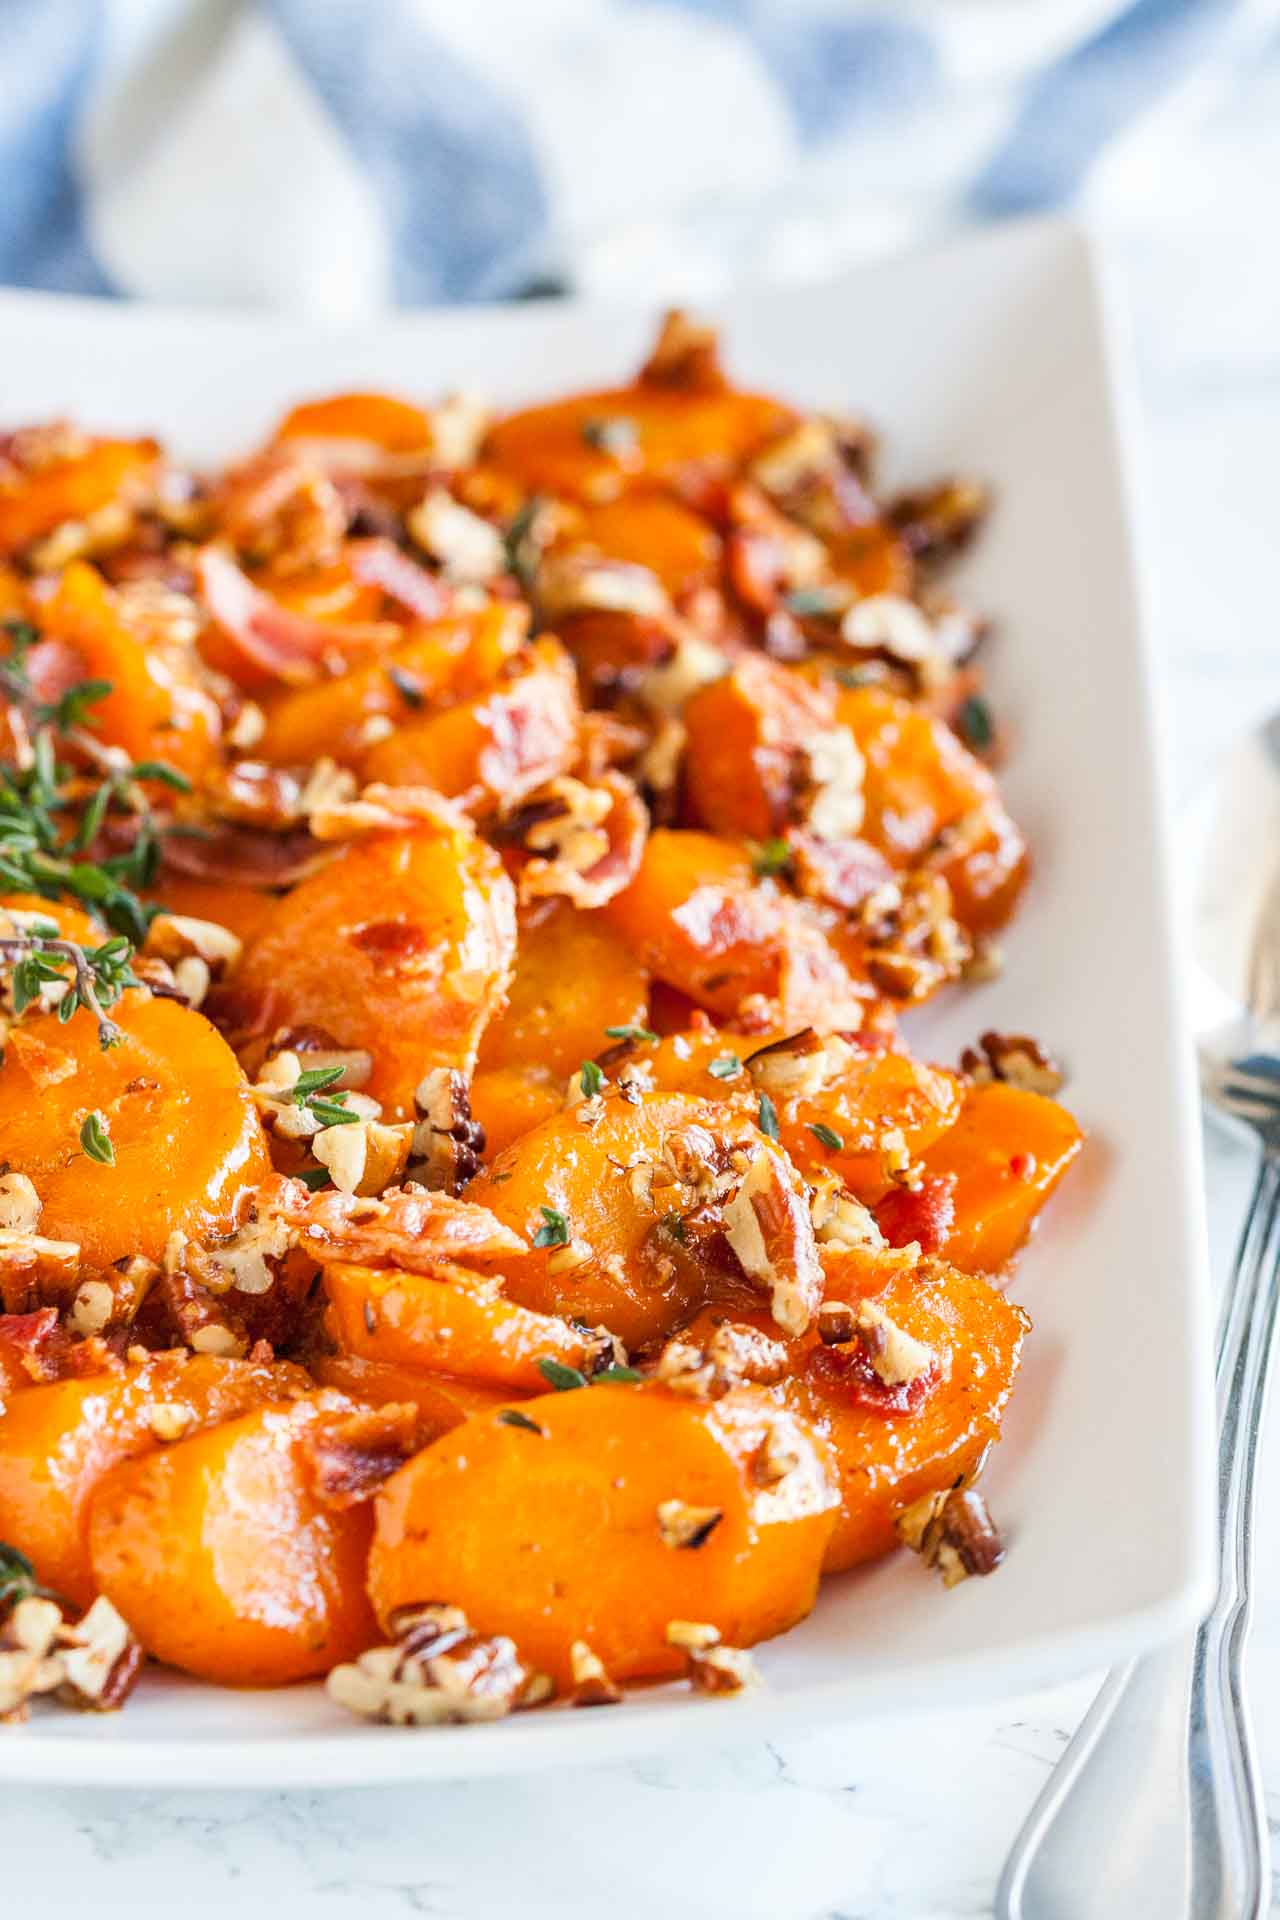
[959,1030,1065,1096]
[307,781,472,844]
[895,1484,1004,1588]
[536,551,669,626]
[0,1170,81,1314]
[569,1639,622,1707]
[313,1117,413,1197]
[637,310,725,392]
[633,629,727,717]
[656,1500,723,1550]
[722,1148,823,1336]
[664,1620,760,1695]
[409,1068,486,1192]
[517,771,648,909]
[407,488,505,583]
[840,593,948,690]
[853,1300,934,1389]
[301,1401,423,1509]
[745,1028,852,1101]
[1,1592,143,1723]
[809,1172,887,1251]
[864,872,970,1004]
[887,478,989,568]
[327,1602,535,1726]
[655,1320,789,1400]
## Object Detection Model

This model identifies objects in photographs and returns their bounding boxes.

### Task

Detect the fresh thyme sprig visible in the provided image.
[1,620,188,942]
[0,927,138,1048]
[287,1064,361,1128]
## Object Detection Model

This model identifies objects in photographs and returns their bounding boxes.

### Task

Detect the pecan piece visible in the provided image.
[959,1030,1065,1096]
[895,1485,1004,1588]
[722,1148,823,1336]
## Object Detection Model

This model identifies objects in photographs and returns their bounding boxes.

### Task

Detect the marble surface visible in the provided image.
[6,268,1280,1920]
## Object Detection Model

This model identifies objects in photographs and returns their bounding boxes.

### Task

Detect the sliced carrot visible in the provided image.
[369,1382,837,1688]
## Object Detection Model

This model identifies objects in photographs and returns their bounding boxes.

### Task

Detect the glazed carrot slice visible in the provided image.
[909,1081,1085,1274]
[234,822,516,1118]
[40,561,221,780]
[476,899,649,1078]
[256,606,524,767]
[484,384,792,504]
[469,1064,565,1157]
[88,1396,381,1685]
[369,1381,838,1689]
[687,1251,1030,1574]
[0,991,271,1286]
[361,637,580,815]
[0,1352,308,1605]
[309,1351,524,1432]
[0,438,158,556]
[606,828,871,1031]
[323,1261,609,1391]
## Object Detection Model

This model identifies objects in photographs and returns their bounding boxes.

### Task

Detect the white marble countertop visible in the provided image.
[5,261,1280,1920]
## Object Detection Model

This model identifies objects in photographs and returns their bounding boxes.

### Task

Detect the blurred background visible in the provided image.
[2,0,1277,379]
[6,0,1276,788]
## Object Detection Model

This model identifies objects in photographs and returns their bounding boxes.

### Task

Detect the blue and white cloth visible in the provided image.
[1,0,1278,370]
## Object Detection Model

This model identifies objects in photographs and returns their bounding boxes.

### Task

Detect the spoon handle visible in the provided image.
[996,1149,1280,1920]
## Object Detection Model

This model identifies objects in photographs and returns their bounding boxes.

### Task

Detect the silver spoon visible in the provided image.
[996,714,1280,1920]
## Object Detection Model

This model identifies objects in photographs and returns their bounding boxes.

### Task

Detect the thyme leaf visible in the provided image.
[80,1109,115,1165]
[532,1204,570,1248]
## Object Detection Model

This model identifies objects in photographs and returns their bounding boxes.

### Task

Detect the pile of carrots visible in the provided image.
[0,314,1081,1720]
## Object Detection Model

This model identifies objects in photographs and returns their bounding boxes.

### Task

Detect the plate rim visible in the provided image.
[0,211,1218,1786]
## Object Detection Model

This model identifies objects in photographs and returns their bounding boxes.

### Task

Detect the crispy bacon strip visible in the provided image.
[347,537,454,622]
[196,546,397,685]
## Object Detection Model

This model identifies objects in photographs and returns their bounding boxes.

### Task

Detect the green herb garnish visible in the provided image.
[757,1091,780,1141]
[532,1204,570,1248]
[956,694,994,752]
[0,1542,54,1608]
[498,1408,545,1433]
[80,1110,115,1165]
[577,1059,605,1099]
[707,1053,741,1080]
[808,1122,844,1151]
[751,838,793,879]
[287,1065,360,1128]
[593,1364,642,1384]
[785,588,845,619]
[604,1024,657,1045]
[536,1358,588,1392]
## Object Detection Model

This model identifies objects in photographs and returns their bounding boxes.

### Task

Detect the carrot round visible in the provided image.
[0,990,272,1279]
[369,1382,837,1688]
[235,822,517,1117]
[323,1261,610,1391]
[0,1352,308,1605]
[88,1396,380,1685]
[912,1081,1085,1274]
[468,1090,764,1351]
[606,828,870,1031]
[476,900,649,1078]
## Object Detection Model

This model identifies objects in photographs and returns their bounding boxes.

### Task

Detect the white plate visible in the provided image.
[0,216,1215,1787]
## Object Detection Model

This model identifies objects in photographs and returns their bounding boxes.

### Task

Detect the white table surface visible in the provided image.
[6,258,1280,1920]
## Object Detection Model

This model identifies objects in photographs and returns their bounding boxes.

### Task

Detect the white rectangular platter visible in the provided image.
[0,215,1215,1786]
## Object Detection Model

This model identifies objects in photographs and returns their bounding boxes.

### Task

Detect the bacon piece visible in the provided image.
[347,537,453,622]
[294,1183,524,1275]
[196,546,397,685]
[300,1401,423,1510]
[875,1175,957,1255]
